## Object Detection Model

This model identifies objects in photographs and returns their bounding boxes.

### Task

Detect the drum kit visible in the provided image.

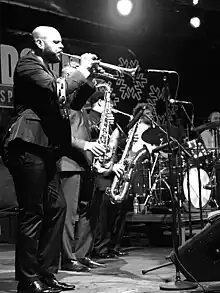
[131,120,220,212]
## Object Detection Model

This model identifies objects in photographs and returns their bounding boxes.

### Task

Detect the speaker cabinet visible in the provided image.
[170,216,220,282]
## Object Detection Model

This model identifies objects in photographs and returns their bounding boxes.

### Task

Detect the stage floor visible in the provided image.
[1,244,220,293]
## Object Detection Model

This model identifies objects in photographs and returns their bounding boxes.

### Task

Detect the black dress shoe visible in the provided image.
[78,257,107,268]
[17,280,61,293]
[61,259,90,272]
[44,276,75,291]
[110,249,129,257]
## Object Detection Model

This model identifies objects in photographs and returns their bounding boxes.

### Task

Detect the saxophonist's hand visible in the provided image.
[84,141,105,156]
[112,163,124,177]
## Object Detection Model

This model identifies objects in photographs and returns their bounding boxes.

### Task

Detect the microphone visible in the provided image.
[147,69,177,74]
[126,107,146,130]
[169,99,192,105]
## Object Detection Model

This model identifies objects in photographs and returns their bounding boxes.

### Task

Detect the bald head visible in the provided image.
[32,26,61,41]
[31,26,64,63]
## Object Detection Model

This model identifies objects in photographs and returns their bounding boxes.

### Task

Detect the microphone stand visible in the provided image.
[175,107,193,238]
[142,74,197,291]
[180,105,204,229]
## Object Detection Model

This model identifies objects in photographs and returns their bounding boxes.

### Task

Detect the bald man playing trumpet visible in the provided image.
[1,26,105,293]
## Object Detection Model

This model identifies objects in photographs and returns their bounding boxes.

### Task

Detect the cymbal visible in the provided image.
[194,121,220,133]
[141,124,180,145]
[141,127,166,145]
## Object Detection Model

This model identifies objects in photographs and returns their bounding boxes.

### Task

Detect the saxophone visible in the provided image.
[92,83,118,173]
[106,119,141,204]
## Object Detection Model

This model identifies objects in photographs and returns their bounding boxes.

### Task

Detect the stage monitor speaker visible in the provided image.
[170,215,220,282]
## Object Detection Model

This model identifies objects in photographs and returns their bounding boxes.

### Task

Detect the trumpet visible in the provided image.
[61,52,139,79]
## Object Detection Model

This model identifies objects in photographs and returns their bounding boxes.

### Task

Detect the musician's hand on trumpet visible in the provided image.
[79,53,100,73]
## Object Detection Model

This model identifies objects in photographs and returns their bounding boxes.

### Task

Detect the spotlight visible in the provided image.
[190,16,201,28]
[117,0,133,16]
[193,0,199,5]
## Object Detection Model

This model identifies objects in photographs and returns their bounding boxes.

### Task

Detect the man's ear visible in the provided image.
[98,98,103,106]
[35,38,44,49]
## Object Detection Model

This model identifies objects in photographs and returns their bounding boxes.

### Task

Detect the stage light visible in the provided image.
[193,0,199,5]
[117,0,133,16]
[190,16,201,28]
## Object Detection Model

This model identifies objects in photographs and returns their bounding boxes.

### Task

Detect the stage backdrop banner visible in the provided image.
[0,34,179,124]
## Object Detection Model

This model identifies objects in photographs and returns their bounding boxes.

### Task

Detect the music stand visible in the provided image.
[141,73,197,291]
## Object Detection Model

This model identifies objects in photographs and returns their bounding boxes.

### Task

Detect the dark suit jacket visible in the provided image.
[58,108,94,172]
[57,108,103,172]
[2,51,95,157]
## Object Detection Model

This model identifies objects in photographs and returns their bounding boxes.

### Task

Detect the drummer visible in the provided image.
[130,102,182,156]
[129,103,160,156]
[127,103,158,197]
[200,111,220,153]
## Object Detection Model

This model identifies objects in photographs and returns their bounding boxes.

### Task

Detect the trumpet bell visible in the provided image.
[121,66,139,77]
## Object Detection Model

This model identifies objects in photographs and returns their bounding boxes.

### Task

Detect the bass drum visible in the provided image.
[129,147,151,197]
[155,164,211,210]
[182,167,211,209]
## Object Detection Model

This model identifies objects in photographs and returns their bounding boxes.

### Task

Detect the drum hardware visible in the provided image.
[150,139,165,177]
[203,163,217,191]
[142,73,197,291]
[147,175,174,208]
[151,160,212,211]
[185,138,210,160]
[185,127,209,227]
[203,159,220,209]
[130,148,151,200]
[194,120,220,134]
[203,183,216,190]
[142,124,181,147]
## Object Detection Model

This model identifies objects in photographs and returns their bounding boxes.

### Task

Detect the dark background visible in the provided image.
[0,0,220,209]
[1,0,220,127]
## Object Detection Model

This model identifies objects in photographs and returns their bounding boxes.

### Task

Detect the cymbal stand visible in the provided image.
[205,128,220,208]
[177,105,194,238]
[142,74,197,291]
[206,164,219,208]
[143,140,166,207]
[144,114,192,159]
